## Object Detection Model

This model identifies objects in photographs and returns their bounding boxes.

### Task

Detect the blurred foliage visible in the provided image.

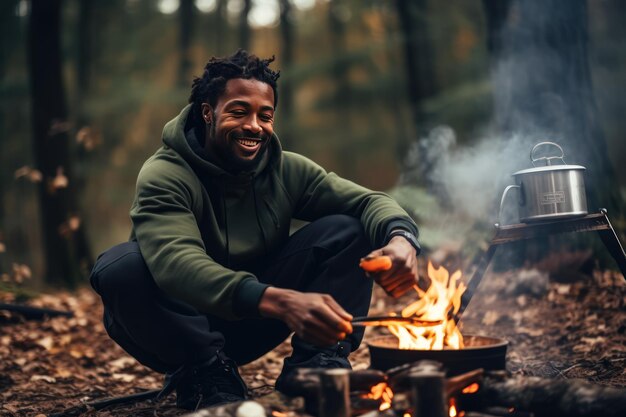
[1,0,625,283]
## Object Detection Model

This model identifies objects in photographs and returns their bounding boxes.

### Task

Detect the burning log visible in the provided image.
[276,369,386,398]
[408,367,447,417]
[318,369,351,417]
[445,368,484,397]
[461,373,626,417]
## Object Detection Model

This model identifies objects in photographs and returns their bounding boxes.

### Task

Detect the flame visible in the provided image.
[461,383,479,394]
[366,382,394,411]
[387,261,466,350]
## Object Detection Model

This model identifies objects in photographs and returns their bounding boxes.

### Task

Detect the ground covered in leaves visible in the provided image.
[1,266,625,417]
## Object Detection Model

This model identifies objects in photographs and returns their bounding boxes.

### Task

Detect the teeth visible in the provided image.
[237,138,260,147]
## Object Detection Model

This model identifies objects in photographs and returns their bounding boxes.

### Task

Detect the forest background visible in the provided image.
[1,0,626,289]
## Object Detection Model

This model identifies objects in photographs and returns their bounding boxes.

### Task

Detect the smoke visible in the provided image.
[409,127,539,224]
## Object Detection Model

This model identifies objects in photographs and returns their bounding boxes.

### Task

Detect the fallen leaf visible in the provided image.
[36,336,54,351]
[482,310,500,326]
[51,166,68,190]
[108,357,136,372]
[30,375,56,383]
[55,368,73,378]
[112,373,136,382]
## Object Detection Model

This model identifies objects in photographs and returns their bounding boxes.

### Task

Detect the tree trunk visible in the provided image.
[239,0,251,50]
[278,0,294,150]
[28,0,85,286]
[328,0,354,178]
[76,0,93,95]
[214,0,225,55]
[394,0,437,137]
[179,0,194,87]
[483,0,623,218]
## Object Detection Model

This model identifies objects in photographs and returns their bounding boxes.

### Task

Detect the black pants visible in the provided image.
[90,215,374,374]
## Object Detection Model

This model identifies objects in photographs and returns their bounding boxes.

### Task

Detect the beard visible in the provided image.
[207,121,271,174]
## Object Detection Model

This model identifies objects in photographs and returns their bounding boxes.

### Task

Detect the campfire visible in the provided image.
[386,261,466,350]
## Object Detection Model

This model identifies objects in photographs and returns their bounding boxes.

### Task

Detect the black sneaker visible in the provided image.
[174,352,248,410]
[274,350,352,396]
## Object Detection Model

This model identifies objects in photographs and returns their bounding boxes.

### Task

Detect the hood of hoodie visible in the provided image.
[156,104,287,271]
[161,104,282,181]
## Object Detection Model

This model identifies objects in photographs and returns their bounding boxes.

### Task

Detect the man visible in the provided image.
[90,50,421,410]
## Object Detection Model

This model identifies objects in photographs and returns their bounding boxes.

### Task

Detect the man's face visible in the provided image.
[202,78,275,172]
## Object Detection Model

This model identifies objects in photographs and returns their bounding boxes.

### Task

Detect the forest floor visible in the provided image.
[1,263,625,417]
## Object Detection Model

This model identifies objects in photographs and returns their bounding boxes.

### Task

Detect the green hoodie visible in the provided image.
[130,105,419,320]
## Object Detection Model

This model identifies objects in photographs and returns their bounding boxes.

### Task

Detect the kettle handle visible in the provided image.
[531,141,566,167]
[497,185,521,227]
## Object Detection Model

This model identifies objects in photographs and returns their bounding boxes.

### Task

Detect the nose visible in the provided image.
[243,116,262,134]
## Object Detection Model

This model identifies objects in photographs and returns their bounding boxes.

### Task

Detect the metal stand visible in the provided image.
[456,209,626,320]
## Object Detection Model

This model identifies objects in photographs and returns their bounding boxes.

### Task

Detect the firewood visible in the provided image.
[465,373,626,417]
[408,368,447,417]
[445,368,484,397]
[277,369,386,398]
[319,369,350,417]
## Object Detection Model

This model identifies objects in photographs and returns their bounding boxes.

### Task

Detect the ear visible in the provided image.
[201,103,213,125]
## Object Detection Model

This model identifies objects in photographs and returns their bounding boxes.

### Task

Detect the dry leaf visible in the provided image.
[48,119,72,136]
[76,126,100,151]
[482,310,500,326]
[108,357,136,372]
[14,165,42,183]
[55,368,73,378]
[51,166,69,190]
[36,336,54,351]
[112,373,136,382]
[11,263,32,284]
[30,375,57,383]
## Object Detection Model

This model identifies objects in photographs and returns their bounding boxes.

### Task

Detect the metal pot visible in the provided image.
[498,142,588,224]
[368,335,508,376]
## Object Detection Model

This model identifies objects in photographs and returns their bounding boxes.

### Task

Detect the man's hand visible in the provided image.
[258,287,353,347]
[362,236,418,298]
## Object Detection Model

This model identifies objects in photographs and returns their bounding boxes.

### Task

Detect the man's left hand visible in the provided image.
[362,236,418,298]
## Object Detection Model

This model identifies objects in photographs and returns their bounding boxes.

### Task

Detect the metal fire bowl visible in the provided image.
[368,335,508,376]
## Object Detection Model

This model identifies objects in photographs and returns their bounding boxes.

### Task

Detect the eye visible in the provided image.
[231,109,247,116]
[260,113,274,122]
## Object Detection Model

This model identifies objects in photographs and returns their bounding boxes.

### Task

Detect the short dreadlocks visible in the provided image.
[188,49,280,129]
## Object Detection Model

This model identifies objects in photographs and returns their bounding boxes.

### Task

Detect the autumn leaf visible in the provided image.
[481,310,500,326]
[30,375,57,384]
[112,373,136,382]
[36,336,54,351]
[14,165,43,183]
[76,126,101,151]
[51,166,69,190]
[10,263,32,284]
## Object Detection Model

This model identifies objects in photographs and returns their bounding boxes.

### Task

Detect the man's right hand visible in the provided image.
[258,287,353,347]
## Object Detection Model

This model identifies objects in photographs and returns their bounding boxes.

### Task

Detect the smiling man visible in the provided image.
[90,50,421,410]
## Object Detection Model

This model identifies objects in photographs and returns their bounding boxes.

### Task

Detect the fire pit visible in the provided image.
[368,335,508,375]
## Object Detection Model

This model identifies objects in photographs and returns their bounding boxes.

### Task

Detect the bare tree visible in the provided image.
[179,0,194,87]
[28,0,88,286]
[239,0,251,50]
[279,0,294,149]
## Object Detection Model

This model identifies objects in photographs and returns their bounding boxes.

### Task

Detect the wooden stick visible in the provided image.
[446,368,484,397]
[409,369,447,417]
[318,369,351,417]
